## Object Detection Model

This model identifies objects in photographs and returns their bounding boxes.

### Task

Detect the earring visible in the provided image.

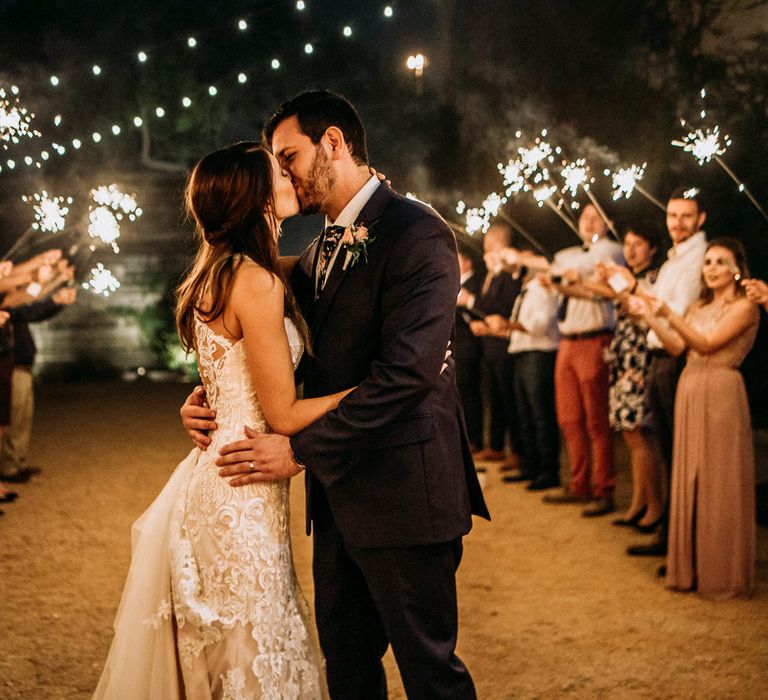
[735,273,742,282]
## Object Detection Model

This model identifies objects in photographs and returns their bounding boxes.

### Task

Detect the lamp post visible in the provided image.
[406,53,427,94]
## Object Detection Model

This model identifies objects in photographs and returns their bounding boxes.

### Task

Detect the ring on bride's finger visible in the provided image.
[248,461,255,472]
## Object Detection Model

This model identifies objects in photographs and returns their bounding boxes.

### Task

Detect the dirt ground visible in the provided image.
[1,381,767,700]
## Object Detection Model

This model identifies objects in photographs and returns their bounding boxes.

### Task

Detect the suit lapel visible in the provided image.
[310,182,394,337]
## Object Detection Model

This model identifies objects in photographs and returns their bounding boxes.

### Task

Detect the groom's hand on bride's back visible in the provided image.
[215,428,302,487]
[180,386,217,450]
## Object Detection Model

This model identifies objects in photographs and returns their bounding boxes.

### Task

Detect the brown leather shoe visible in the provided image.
[582,498,615,517]
[542,488,591,504]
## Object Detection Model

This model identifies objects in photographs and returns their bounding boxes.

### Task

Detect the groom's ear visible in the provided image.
[324,126,346,161]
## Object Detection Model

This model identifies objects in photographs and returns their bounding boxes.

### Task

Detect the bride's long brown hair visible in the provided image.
[176,141,310,353]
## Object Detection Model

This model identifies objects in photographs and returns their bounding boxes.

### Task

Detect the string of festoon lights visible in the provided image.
[0,2,400,175]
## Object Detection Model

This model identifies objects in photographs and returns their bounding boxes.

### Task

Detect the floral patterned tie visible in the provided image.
[316,225,345,296]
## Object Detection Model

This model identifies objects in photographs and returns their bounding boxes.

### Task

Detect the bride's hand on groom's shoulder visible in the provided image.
[180,386,217,450]
[215,428,302,487]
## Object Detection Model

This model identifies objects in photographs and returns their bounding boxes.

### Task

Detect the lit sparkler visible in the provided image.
[90,184,143,221]
[672,123,731,165]
[604,163,665,211]
[82,263,120,297]
[560,159,590,199]
[0,87,41,149]
[23,191,73,232]
[558,158,618,238]
[88,206,121,252]
[672,88,768,225]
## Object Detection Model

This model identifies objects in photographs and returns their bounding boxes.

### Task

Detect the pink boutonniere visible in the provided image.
[341,223,375,270]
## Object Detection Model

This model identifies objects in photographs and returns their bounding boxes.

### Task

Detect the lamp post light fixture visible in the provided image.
[406,53,427,78]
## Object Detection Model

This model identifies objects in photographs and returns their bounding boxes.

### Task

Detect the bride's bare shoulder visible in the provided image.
[231,258,285,314]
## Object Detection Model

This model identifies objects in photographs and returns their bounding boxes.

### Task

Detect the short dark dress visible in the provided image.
[605,266,658,431]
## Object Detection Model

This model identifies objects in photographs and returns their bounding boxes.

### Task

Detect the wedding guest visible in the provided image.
[742,278,768,311]
[455,245,484,453]
[636,238,759,598]
[611,188,708,557]
[0,309,12,516]
[598,226,664,531]
[485,264,561,490]
[0,288,78,484]
[469,222,523,468]
[542,203,623,516]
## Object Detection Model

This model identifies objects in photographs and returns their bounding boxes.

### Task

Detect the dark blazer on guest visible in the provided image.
[455,272,483,363]
[474,271,522,361]
[290,183,490,549]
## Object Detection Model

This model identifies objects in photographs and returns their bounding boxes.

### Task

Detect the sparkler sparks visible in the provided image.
[608,163,646,200]
[672,124,731,165]
[87,207,121,252]
[0,87,41,149]
[560,159,591,199]
[90,184,143,221]
[22,191,73,232]
[82,263,120,297]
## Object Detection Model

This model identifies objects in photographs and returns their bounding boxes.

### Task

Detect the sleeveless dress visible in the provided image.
[666,301,759,599]
[94,317,325,699]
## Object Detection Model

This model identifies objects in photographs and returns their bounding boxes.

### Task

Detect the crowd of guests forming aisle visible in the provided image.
[0,248,78,517]
[457,188,768,600]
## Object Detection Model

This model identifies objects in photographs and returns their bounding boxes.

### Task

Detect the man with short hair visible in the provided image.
[542,203,623,517]
[466,222,523,468]
[182,91,487,699]
[620,187,708,557]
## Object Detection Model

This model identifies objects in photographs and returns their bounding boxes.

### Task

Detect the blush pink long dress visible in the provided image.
[667,300,759,600]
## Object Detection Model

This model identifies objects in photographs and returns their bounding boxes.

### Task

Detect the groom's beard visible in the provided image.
[296,145,335,216]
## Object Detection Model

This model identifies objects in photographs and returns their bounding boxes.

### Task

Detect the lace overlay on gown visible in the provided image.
[165,316,322,699]
[93,312,324,700]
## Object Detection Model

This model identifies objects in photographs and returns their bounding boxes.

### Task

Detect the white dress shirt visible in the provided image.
[316,174,381,290]
[508,277,560,353]
[551,236,624,336]
[646,231,707,349]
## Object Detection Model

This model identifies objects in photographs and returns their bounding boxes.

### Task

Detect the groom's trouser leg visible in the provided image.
[313,515,388,700]
[350,538,477,700]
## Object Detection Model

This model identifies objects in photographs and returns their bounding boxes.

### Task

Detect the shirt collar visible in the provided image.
[325,174,380,229]
[667,230,706,261]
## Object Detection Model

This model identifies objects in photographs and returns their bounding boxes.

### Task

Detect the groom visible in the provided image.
[181,91,489,699]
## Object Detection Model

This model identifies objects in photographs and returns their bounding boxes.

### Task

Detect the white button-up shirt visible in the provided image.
[508,277,560,353]
[646,231,707,349]
[551,236,624,336]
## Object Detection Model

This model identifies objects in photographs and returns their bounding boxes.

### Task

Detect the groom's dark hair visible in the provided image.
[263,90,369,166]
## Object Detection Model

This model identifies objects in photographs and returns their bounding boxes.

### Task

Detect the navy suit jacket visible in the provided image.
[289,183,490,548]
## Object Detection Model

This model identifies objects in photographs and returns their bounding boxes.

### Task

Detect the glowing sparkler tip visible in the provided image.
[82,263,120,297]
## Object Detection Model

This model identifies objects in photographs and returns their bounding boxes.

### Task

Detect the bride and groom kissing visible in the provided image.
[94,90,489,699]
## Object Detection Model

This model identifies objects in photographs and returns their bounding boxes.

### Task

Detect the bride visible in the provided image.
[94,142,351,699]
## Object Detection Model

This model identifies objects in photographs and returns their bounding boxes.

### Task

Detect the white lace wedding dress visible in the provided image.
[94,316,325,700]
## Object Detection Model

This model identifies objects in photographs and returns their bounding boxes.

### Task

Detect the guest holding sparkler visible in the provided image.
[455,244,484,454]
[742,278,768,312]
[633,238,759,598]
[541,203,623,517]
[609,188,708,557]
[484,256,561,490]
[0,287,78,486]
[468,222,523,469]
[594,225,664,531]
